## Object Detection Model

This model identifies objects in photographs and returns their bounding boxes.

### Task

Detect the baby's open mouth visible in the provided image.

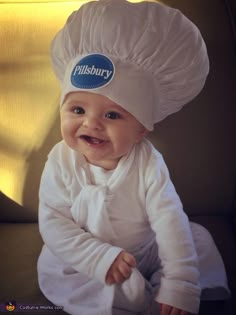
[80,135,107,145]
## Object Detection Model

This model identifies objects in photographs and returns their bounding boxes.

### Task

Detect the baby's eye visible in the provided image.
[105,111,121,120]
[73,107,85,115]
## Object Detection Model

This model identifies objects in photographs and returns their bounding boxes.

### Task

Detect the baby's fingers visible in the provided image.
[112,270,127,284]
[106,274,116,285]
[118,260,132,278]
[122,252,136,268]
[160,304,195,315]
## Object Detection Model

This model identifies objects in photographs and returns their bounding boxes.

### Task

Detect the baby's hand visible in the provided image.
[160,304,196,315]
[105,251,136,285]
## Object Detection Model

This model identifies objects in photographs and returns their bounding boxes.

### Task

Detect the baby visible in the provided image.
[37,1,230,314]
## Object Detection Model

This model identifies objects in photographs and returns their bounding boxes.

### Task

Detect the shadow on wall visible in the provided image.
[0,190,33,222]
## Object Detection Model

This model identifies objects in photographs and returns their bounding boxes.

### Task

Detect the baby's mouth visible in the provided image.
[80,135,107,145]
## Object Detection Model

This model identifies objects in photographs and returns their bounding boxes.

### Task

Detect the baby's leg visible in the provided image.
[112,241,162,314]
[112,268,150,313]
[38,245,114,315]
[112,238,162,314]
[190,222,230,300]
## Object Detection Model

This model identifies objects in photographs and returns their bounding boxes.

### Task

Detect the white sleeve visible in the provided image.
[38,152,123,284]
[145,154,201,314]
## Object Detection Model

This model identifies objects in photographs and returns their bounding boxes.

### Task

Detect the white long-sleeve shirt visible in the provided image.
[38,139,201,313]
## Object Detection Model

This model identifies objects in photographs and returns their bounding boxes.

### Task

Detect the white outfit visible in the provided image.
[37,139,230,315]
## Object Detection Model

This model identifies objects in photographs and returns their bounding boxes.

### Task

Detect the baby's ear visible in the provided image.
[141,128,149,138]
[136,128,149,143]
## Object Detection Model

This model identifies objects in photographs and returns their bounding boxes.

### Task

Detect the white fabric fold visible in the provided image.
[70,145,136,242]
[71,185,117,242]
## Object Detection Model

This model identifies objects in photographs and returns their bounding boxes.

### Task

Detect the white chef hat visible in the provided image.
[51,0,209,130]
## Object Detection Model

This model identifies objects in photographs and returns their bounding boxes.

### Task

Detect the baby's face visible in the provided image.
[60,91,147,170]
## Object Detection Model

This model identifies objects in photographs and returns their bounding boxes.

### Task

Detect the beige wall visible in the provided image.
[0,1,89,211]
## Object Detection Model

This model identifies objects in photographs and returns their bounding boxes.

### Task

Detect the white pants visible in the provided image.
[37,223,230,315]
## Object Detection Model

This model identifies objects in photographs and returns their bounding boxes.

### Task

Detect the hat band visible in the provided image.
[61,54,156,131]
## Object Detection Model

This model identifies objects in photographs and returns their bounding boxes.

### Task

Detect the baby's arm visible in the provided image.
[38,146,124,284]
[145,151,201,314]
[105,251,136,285]
[160,304,195,315]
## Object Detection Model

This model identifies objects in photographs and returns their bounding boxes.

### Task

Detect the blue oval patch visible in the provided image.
[71,54,115,89]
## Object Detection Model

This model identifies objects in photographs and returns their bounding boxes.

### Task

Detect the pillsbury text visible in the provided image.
[73,65,113,80]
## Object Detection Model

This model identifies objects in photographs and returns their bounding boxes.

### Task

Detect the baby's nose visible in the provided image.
[82,116,103,130]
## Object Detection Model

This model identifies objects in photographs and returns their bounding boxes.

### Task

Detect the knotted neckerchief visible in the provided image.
[70,145,136,242]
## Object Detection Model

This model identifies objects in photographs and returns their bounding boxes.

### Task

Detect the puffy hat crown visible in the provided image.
[51,0,209,130]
